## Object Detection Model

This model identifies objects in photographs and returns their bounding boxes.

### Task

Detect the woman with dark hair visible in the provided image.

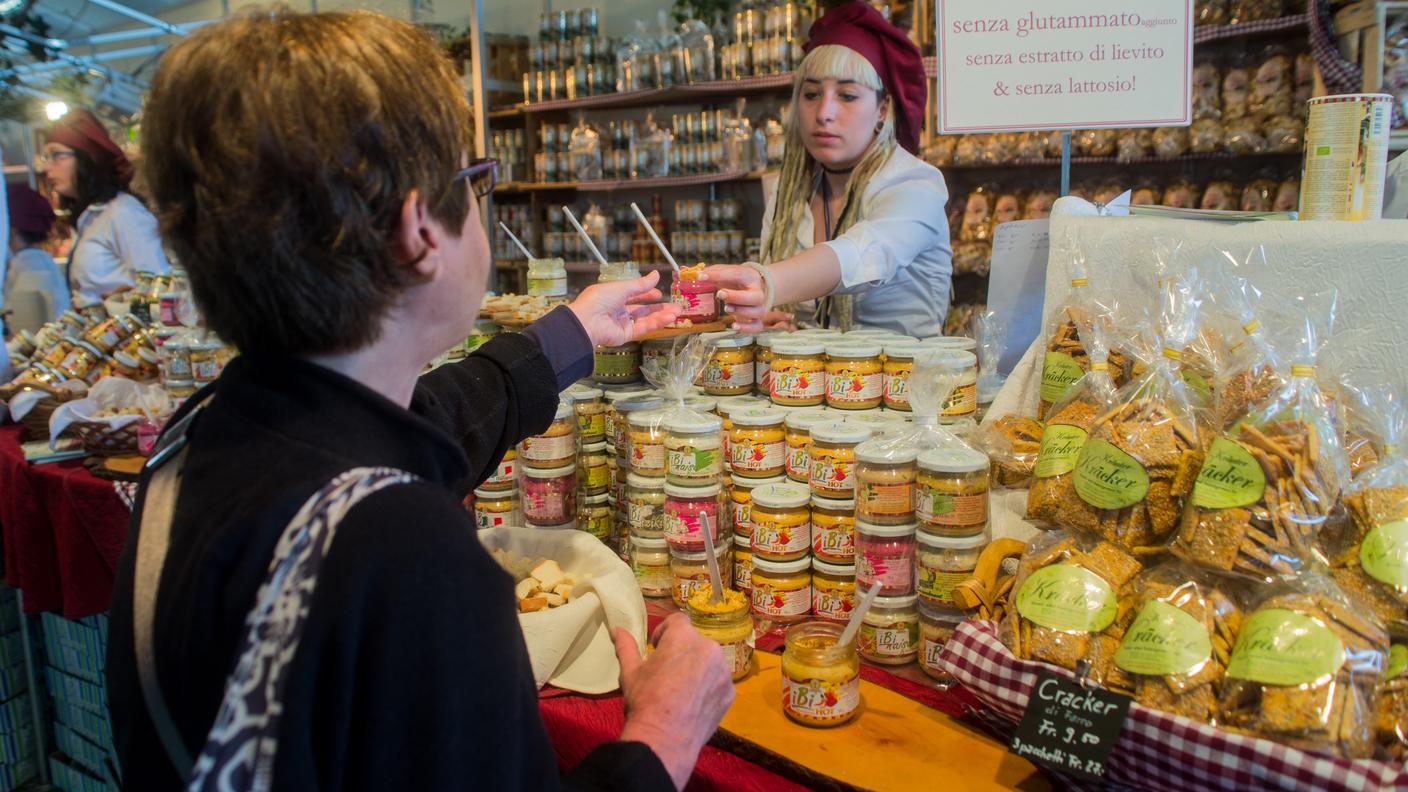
[41,108,170,304]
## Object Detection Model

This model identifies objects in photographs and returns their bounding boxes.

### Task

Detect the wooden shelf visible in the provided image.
[495,170,770,194]
[939,150,1300,171]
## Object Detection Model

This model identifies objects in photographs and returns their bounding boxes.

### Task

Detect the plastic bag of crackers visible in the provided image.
[1036,234,1129,420]
[1204,253,1285,430]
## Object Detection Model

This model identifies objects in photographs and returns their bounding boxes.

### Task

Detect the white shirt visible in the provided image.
[761,146,953,336]
[69,191,171,304]
[3,247,69,334]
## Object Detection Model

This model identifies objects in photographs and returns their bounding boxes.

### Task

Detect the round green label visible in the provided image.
[1034,424,1090,479]
[1389,645,1408,680]
[1191,438,1266,510]
[1181,368,1212,404]
[1114,600,1212,676]
[1041,352,1086,404]
[1360,520,1408,588]
[1226,608,1344,686]
[1015,564,1118,633]
[1072,438,1150,510]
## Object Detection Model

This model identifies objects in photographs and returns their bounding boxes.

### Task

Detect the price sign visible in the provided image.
[1010,671,1131,781]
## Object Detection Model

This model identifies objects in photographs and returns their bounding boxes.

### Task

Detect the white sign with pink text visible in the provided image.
[936,0,1193,134]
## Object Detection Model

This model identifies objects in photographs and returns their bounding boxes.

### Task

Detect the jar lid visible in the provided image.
[812,557,856,576]
[754,332,782,349]
[75,340,105,357]
[824,341,882,358]
[670,542,728,560]
[632,535,668,549]
[188,338,223,352]
[855,438,919,465]
[872,593,919,609]
[472,487,513,498]
[923,349,978,370]
[918,447,989,473]
[604,387,651,403]
[617,395,664,413]
[730,407,784,427]
[811,493,855,511]
[734,533,751,548]
[842,328,892,338]
[582,493,609,506]
[566,384,605,400]
[751,481,810,509]
[884,341,922,358]
[731,473,786,489]
[784,409,833,431]
[664,481,722,498]
[856,519,917,538]
[524,464,576,477]
[717,396,772,416]
[922,336,978,352]
[665,412,722,433]
[796,328,842,338]
[810,421,873,444]
[917,531,989,550]
[683,395,718,414]
[627,473,665,489]
[628,408,667,427]
[751,556,811,574]
[112,350,140,367]
[705,332,753,349]
[165,378,194,387]
[583,440,608,452]
[553,400,574,421]
[771,339,825,356]
[137,347,160,365]
[918,601,968,622]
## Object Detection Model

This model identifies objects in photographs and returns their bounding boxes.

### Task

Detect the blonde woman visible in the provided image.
[706,1,951,336]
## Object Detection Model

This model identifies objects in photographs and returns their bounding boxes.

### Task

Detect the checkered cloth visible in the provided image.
[939,619,1408,792]
[1310,0,1406,127]
[1193,13,1308,45]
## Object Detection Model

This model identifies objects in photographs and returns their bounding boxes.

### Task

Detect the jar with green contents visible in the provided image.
[579,493,613,540]
[626,473,666,538]
[665,412,724,484]
[594,342,642,385]
[568,385,606,443]
[577,441,610,496]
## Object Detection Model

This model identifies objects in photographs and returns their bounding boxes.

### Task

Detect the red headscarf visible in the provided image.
[804,1,926,155]
[6,184,55,236]
[46,108,134,188]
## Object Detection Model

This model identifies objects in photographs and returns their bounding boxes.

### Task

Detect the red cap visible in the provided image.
[7,184,55,236]
[804,2,926,155]
[46,108,133,188]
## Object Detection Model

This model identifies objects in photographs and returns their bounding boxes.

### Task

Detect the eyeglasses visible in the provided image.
[36,150,75,165]
[455,158,498,199]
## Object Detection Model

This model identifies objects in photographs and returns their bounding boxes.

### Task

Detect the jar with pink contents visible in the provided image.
[522,464,577,526]
[854,520,916,596]
[662,481,722,551]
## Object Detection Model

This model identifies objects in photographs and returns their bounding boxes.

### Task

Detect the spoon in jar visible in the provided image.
[498,222,536,260]
[561,205,609,268]
[698,511,724,605]
[837,582,882,647]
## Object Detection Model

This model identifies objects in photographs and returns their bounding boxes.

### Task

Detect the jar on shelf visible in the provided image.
[663,481,723,551]
[670,542,732,607]
[598,260,641,282]
[808,422,873,498]
[882,341,920,411]
[665,412,724,485]
[932,349,979,422]
[686,586,755,681]
[729,407,786,479]
[916,532,986,608]
[627,409,667,477]
[702,334,755,396]
[718,396,771,463]
[81,317,124,353]
[519,401,577,469]
[733,533,754,593]
[921,336,978,353]
[859,594,920,666]
[811,494,855,563]
[812,558,856,622]
[919,602,965,682]
[854,442,918,526]
[672,275,719,323]
[473,487,520,530]
[728,473,784,540]
[626,473,666,538]
[594,343,642,385]
[781,620,860,727]
[824,341,883,410]
[579,493,613,540]
[57,340,104,382]
[915,447,990,537]
[188,339,225,383]
[578,441,610,496]
[769,339,826,407]
[855,520,917,596]
[631,536,672,598]
[481,448,519,492]
[522,464,577,527]
[749,481,812,561]
[527,257,568,297]
[607,392,658,456]
[754,332,780,396]
[568,385,607,443]
[783,409,832,484]
[751,556,812,623]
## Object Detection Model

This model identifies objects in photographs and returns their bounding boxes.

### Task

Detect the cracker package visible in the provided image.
[1376,633,1408,759]
[984,414,1043,489]
[1106,560,1245,723]
[1174,294,1348,582]
[1037,238,1129,420]
[1000,530,1142,681]
[1204,254,1284,430]
[1217,576,1387,759]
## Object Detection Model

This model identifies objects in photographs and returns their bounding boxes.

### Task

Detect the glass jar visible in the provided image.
[607,392,658,456]
[473,487,520,530]
[811,494,856,562]
[665,413,724,485]
[932,349,979,422]
[824,342,883,410]
[728,473,784,540]
[594,343,642,385]
[599,260,641,282]
[626,473,667,538]
[919,602,965,682]
[670,543,732,607]
[166,379,197,404]
[520,401,577,469]
[687,586,755,681]
[82,318,124,353]
[683,394,719,417]
[577,441,610,496]
[672,274,719,323]
[627,409,667,477]
[855,442,918,526]
[58,340,103,381]
[882,341,920,411]
[750,482,812,561]
[641,338,673,377]
[781,620,860,727]
[522,464,577,526]
[751,556,812,623]
[859,594,920,666]
[631,536,672,598]
[729,407,786,479]
[734,533,754,592]
[571,493,608,539]
[812,558,856,622]
[915,448,990,537]
[916,532,986,608]
[754,332,780,396]
[702,334,755,396]
[481,448,519,492]
[718,397,771,463]
[527,257,568,297]
[189,340,225,383]
[784,409,832,484]
[568,385,606,443]
[808,422,873,498]
[663,482,723,551]
[855,520,917,596]
[769,339,826,406]
[846,412,907,437]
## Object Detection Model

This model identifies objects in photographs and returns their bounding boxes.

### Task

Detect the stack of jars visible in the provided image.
[515,399,579,530]
[570,385,612,542]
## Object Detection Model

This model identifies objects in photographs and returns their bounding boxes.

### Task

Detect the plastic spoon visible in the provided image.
[497,222,535,260]
[629,201,681,275]
[837,582,882,647]
[561,206,609,267]
[698,512,724,604]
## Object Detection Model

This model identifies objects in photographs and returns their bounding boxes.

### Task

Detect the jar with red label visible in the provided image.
[810,494,855,562]
[811,558,856,622]
[769,339,826,407]
[780,620,859,727]
[754,332,780,396]
[718,396,771,463]
[728,473,784,540]
[481,447,520,492]
[702,333,755,396]
[473,487,520,530]
[734,533,754,592]
[749,482,811,561]
[881,342,920,411]
[854,442,918,526]
[663,481,722,551]
[189,340,226,383]
[854,519,916,596]
[672,275,719,322]
[808,422,872,498]
[729,408,786,478]
[670,542,732,606]
[57,340,104,382]
[823,341,883,410]
[784,409,832,483]
[82,318,124,353]
[751,556,811,623]
[519,401,577,469]
[522,464,577,526]
[627,409,668,477]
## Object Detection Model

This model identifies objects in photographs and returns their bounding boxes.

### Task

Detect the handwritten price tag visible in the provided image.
[1010,671,1131,782]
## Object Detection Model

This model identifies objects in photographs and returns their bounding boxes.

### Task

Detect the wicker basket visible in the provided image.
[69,419,142,457]
[6,385,81,441]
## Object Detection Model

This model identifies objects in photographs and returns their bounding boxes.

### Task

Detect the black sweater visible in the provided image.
[105,320,672,790]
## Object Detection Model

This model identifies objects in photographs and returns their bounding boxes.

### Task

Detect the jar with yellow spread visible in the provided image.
[626,473,666,538]
[481,447,519,492]
[919,602,964,682]
[811,494,855,562]
[858,594,920,666]
[854,441,918,526]
[882,341,920,411]
[729,408,786,479]
[610,394,661,458]
[717,396,771,463]
[665,412,724,485]
[578,441,610,496]
[631,536,672,598]
[824,342,883,410]
[753,332,780,397]
[579,493,613,540]
[733,533,754,593]
[808,422,873,498]
[751,556,812,623]
[915,448,990,537]
[686,585,755,681]
[781,620,860,727]
[472,487,519,530]
[811,558,856,622]
[627,409,668,477]
[931,349,979,422]
[702,334,755,396]
[916,532,985,608]
[769,339,826,407]
[784,409,833,484]
[568,385,606,444]
[728,473,784,540]
[670,543,732,607]
[749,482,812,561]
[519,401,577,469]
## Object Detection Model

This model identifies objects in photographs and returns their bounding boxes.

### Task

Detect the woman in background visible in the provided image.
[2,183,67,335]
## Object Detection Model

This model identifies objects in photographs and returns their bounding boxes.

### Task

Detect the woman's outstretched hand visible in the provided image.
[568,270,682,347]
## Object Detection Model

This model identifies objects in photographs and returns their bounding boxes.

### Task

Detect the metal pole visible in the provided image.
[0,25,150,89]
[68,19,215,46]
[82,0,185,36]
[13,591,48,783]
[1059,130,1072,197]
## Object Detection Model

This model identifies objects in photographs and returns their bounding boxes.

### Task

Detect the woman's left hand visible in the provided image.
[568,270,682,348]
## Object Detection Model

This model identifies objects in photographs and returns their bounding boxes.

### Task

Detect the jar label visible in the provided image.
[676,576,709,605]
[858,481,913,518]
[1015,564,1118,633]
[704,360,755,390]
[787,444,810,479]
[771,368,825,401]
[582,463,609,491]
[673,286,718,320]
[826,369,882,404]
[523,490,571,525]
[1226,608,1344,686]
[475,509,513,530]
[917,568,969,606]
[634,565,672,593]
[856,545,914,592]
[1072,438,1150,510]
[580,514,612,539]
[1191,438,1265,510]
[664,506,713,543]
[594,351,638,378]
[669,447,722,478]
[1114,600,1213,677]
[1361,520,1408,588]
[721,639,754,678]
[629,441,665,473]
[627,502,662,533]
[752,581,811,617]
[486,457,518,487]
[812,523,855,559]
[814,589,854,620]
[784,675,859,724]
[1389,644,1408,681]
[757,362,771,394]
[940,382,978,417]
[859,622,919,658]
[915,488,987,528]
[1034,424,1089,479]
[577,413,606,439]
[1041,351,1085,405]
[810,457,856,494]
[1182,368,1212,404]
[731,439,784,473]
[753,519,811,556]
[922,635,948,672]
[520,434,575,463]
[193,357,221,382]
[731,501,752,534]
[883,371,911,407]
[735,557,753,590]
